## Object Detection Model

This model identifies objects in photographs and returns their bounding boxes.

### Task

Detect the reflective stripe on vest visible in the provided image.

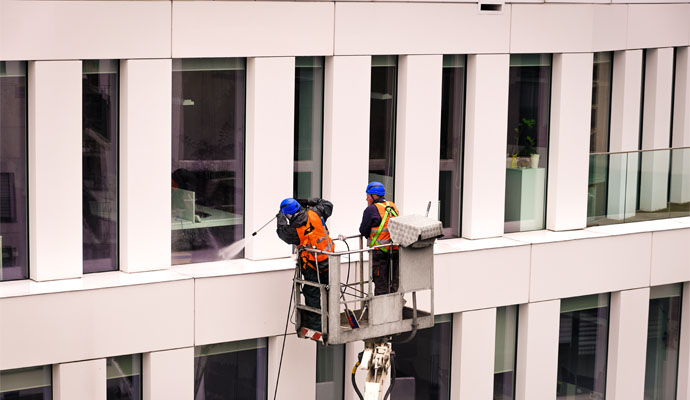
[368,201,399,252]
[296,209,333,268]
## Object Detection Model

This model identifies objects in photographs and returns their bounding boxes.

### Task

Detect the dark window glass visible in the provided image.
[106,354,141,400]
[644,284,682,400]
[0,365,52,400]
[294,56,324,199]
[390,314,452,400]
[83,60,119,274]
[505,54,552,233]
[194,338,268,400]
[590,52,613,153]
[557,294,610,399]
[171,58,245,265]
[0,61,28,282]
[439,55,466,239]
[494,305,518,400]
[369,55,397,199]
[316,343,344,400]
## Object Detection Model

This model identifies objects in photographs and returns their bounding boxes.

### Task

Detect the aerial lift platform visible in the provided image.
[292,214,442,400]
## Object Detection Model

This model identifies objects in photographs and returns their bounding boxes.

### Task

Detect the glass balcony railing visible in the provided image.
[587,147,690,226]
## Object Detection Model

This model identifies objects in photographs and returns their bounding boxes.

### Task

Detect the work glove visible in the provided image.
[276,212,288,227]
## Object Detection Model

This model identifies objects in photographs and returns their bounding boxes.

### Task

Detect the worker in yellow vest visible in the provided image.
[358,182,399,295]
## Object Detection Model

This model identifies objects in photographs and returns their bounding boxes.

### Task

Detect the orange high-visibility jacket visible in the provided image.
[368,201,399,252]
[296,209,334,268]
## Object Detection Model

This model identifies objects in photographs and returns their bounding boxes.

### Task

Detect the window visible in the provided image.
[494,305,518,400]
[390,314,452,400]
[83,60,119,274]
[504,54,552,233]
[106,354,141,400]
[644,284,682,400]
[0,61,28,281]
[194,338,267,399]
[439,55,467,239]
[294,56,325,199]
[369,55,398,198]
[557,294,610,399]
[171,58,245,265]
[0,365,52,399]
[316,343,344,400]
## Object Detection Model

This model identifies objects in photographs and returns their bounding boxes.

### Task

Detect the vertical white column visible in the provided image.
[120,59,172,273]
[462,54,510,239]
[394,55,443,217]
[245,57,295,260]
[677,282,690,400]
[640,48,674,212]
[451,308,496,400]
[322,56,371,237]
[608,50,643,220]
[671,47,690,205]
[53,359,106,400]
[515,300,560,400]
[546,53,593,231]
[268,334,316,399]
[28,61,82,281]
[606,288,650,400]
[143,347,194,400]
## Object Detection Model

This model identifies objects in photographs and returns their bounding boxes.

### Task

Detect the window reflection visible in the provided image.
[0,365,52,400]
[0,61,28,281]
[494,306,518,400]
[294,57,324,199]
[83,60,119,274]
[369,55,398,199]
[106,354,141,400]
[171,58,245,265]
[316,343,344,400]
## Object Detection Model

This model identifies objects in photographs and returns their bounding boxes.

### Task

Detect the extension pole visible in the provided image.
[252,215,277,236]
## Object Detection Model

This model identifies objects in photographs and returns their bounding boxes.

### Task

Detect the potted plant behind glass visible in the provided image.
[524,135,540,168]
[510,117,536,168]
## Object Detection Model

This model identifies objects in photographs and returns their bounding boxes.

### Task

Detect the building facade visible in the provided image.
[0,0,690,399]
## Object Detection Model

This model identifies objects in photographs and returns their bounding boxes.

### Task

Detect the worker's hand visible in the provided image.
[276,212,288,227]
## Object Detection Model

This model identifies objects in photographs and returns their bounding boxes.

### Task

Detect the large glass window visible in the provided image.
[171,58,245,265]
[0,61,28,282]
[390,314,452,400]
[294,57,324,199]
[439,55,466,238]
[644,284,683,400]
[504,54,552,233]
[316,343,344,400]
[194,338,267,399]
[0,365,52,399]
[494,305,518,400]
[557,294,610,399]
[106,354,141,400]
[369,55,398,198]
[83,60,119,274]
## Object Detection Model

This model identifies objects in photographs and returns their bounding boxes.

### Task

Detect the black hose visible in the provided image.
[383,351,396,400]
[351,362,364,400]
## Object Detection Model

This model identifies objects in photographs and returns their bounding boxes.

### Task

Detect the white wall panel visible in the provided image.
[627,4,690,49]
[434,246,530,314]
[267,334,316,400]
[510,4,593,53]
[394,55,443,217]
[194,269,293,345]
[344,341,365,400]
[674,47,690,147]
[322,56,371,237]
[120,59,172,273]
[546,53,593,231]
[515,300,560,400]
[143,348,194,400]
[678,282,690,400]
[463,54,510,239]
[650,228,690,286]
[0,280,194,370]
[246,57,295,260]
[172,2,334,58]
[451,308,496,400]
[592,5,628,52]
[0,1,170,61]
[53,359,106,400]
[529,233,651,302]
[642,48,675,150]
[29,61,83,281]
[606,288,650,400]
[610,50,644,152]
[334,3,510,55]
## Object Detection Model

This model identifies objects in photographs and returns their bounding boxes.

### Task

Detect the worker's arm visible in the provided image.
[276,213,300,245]
[358,205,381,238]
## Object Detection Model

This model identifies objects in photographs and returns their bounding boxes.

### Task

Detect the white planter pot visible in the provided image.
[530,154,540,168]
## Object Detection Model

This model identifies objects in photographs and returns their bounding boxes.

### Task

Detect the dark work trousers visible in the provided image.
[372,250,399,295]
[300,260,329,332]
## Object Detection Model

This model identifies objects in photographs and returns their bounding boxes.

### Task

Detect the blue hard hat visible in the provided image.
[280,198,301,215]
[366,181,385,196]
